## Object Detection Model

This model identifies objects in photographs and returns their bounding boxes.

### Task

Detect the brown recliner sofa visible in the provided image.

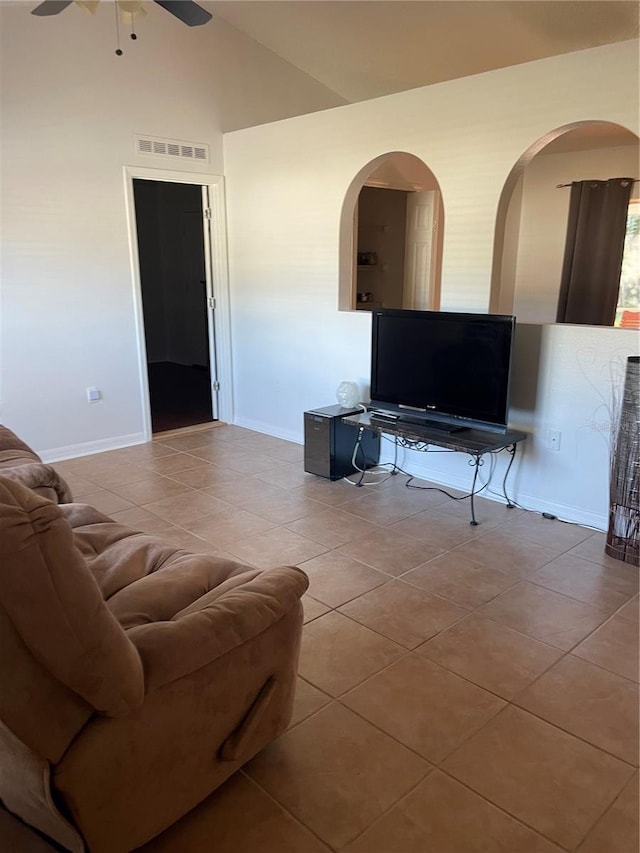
[0,476,308,852]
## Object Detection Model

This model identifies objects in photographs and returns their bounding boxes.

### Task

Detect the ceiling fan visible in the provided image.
[31,0,212,27]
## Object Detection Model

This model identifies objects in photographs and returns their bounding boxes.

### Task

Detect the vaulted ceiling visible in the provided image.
[208,1,638,104]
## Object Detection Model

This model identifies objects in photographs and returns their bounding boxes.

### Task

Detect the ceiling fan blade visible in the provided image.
[153,0,212,27]
[31,0,73,15]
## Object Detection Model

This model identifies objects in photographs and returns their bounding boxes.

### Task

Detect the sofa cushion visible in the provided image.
[58,501,310,691]
[0,478,144,718]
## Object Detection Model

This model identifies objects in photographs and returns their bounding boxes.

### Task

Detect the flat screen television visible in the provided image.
[369,309,515,434]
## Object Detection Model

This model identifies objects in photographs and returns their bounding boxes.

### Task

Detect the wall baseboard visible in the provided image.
[40,432,147,464]
[233,416,303,446]
[379,446,607,531]
[233,419,607,531]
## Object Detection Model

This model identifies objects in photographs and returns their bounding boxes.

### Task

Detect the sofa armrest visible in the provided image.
[0,462,73,503]
[127,566,308,691]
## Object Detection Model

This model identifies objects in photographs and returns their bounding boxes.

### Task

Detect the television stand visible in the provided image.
[369,414,466,434]
[343,412,527,526]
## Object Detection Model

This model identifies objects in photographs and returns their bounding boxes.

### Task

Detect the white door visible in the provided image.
[201,186,219,420]
[403,190,440,309]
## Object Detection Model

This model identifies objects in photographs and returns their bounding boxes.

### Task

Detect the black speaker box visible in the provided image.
[303,405,380,480]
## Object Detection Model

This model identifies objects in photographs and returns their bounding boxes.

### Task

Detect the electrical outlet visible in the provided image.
[547,429,561,451]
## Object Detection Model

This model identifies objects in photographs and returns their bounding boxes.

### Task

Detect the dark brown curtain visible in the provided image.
[556,177,633,325]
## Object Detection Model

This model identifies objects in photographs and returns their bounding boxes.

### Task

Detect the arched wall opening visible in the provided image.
[490,120,639,325]
[338,152,444,312]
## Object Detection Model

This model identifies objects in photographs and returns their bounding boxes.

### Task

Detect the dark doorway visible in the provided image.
[133,179,215,433]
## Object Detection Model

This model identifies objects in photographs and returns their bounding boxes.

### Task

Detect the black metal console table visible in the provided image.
[342,412,527,526]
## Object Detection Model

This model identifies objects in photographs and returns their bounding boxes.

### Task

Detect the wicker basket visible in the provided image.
[606,355,639,567]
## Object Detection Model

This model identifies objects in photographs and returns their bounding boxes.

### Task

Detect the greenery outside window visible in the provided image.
[615,199,640,327]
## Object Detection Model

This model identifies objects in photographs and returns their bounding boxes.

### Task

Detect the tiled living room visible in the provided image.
[5,422,637,853]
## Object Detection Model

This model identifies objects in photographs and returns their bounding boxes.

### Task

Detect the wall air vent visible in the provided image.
[134,135,210,164]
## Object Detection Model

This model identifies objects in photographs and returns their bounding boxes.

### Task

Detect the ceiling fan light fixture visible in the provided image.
[75,0,99,14]
[31,0,212,32]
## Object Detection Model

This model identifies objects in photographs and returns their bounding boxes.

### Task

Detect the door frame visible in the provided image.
[123,166,233,440]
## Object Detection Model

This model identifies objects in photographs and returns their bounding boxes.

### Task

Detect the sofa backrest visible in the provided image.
[0,424,69,503]
[0,477,144,762]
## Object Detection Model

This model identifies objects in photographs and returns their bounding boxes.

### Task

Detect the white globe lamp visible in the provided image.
[336,381,360,408]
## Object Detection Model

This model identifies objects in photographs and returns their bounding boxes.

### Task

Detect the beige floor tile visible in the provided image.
[342,654,505,763]
[109,476,193,505]
[153,431,225,453]
[109,507,181,535]
[478,581,609,650]
[49,433,639,852]
[49,458,85,477]
[572,613,639,682]
[299,611,405,696]
[58,472,99,498]
[136,452,205,476]
[185,508,277,547]
[402,551,517,609]
[345,770,564,853]
[61,449,135,472]
[391,507,481,549]
[617,594,639,624]
[339,580,468,648]
[202,477,283,506]
[257,464,317,490]
[418,614,563,699]
[339,487,448,525]
[79,489,135,515]
[290,478,373,507]
[443,705,634,850]
[338,527,443,576]
[298,551,389,607]
[384,477,462,502]
[226,527,329,569]
[285,507,381,548]
[240,492,326,524]
[497,511,593,551]
[438,495,523,528]
[529,553,639,614]
[289,677,332,728]
[452,530,558,578]
[206,425,257,443]
[302,595,331,623]
[143,491,232,526]
[358,471,414,492]
[184,443,252,466]
[217,450,283,476]
[566,532,633,571]
[120,442,181,461]
[245,702,429,849]
[138,772,332,853]
[233,435,299,457]
[515,654,639,764]
[85,463,150,489]
[169,463,245,489]
[577,773,639,853]
[151,527,222,554]
[256,442,303,464]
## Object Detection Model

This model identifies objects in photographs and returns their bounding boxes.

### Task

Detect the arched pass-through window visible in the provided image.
[490,120,639,326]
[338,152,444,312]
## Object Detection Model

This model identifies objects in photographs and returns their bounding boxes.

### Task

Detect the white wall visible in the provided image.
[0,1,341,457]
[223,40,639,528]
[512,144,639,323]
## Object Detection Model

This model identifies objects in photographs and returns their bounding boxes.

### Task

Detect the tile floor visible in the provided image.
[4,423,639,853]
